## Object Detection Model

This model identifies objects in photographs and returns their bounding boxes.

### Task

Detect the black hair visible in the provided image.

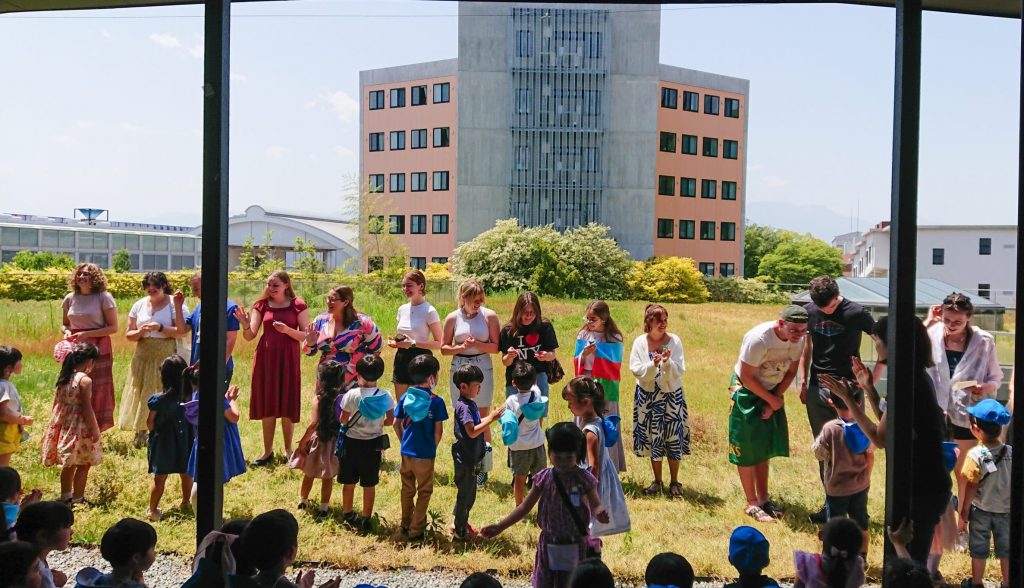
[100,518,156,568]
[0,346,22,378]
[316,360,344,441]
[458,572,503,588]
[355,354,385,382]
[0,541,39,588]
[141,271,173,295]
[883,557,932,588]
[942,292,974,315]
[828,388,862,411]
[511,361,537,390]
[970,415,1003,441]
[239,509,298,571]
[159,354,189,404]
[568,558,614,588]
[563,376,606,417]
[545,422,586,462]
[872,315,934,369]
[0,467,20,501]
[56,342,99,388]
[645,552,695,588]
[821,517,863,588]
[407,353,440,386]
[182,362,201,394]
[196,518,255,581]
[11,501,74,548]
[453,364,484,390]
[809,275,840,308]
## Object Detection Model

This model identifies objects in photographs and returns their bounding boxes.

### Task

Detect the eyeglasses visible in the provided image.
[583,316,599,323]
[325,296,340,303]
[942,293,972,310]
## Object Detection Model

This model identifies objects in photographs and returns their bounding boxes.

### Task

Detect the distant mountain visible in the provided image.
[745,201,868,242]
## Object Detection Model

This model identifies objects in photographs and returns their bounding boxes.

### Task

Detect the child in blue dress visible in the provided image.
[182,362,246,506]
[146,354,192,521]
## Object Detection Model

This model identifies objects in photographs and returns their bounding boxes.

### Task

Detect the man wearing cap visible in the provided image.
[959,398,1012,588]
[797,275,875,524]
[728,304,808,522]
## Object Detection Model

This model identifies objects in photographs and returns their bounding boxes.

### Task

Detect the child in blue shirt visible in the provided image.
[393,354,448,541]
[451,364,505,539]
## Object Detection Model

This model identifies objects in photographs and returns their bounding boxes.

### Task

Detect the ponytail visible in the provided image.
[820,517,863,588]
[56,343,99,388]
[316,361,344,440]
[182,362,201,398]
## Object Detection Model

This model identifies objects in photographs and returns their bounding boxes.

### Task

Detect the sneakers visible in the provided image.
[808,505,829,525]
[476,471,488,487]
[145,508,162,522]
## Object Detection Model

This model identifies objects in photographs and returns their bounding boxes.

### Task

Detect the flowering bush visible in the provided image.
[627,257,709,303]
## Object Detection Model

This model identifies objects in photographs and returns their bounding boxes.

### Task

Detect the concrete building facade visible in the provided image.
[360,2,748,270]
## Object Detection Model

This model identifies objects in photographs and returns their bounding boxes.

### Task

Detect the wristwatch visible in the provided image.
[409,340,417,348]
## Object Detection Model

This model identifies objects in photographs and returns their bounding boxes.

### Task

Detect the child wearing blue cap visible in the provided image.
[503,362,548,506]
[723,526,779,588]
[958,397,1012,588]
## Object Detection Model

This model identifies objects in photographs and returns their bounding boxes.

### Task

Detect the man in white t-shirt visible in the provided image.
[728,305,808,523]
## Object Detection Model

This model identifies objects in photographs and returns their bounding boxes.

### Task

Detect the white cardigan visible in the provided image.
[927,323,1002,428]
[629,333,685,392]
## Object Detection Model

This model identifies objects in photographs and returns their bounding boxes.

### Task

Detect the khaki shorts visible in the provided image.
[509,444,547,477]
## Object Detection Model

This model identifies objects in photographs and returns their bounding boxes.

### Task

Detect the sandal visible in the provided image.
[745,505,774,523]
[668,482,683,499]
[643,481,664,496]
[761,499,785,518]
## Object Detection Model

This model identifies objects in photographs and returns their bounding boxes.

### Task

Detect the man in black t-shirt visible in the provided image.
[797,275,875,523]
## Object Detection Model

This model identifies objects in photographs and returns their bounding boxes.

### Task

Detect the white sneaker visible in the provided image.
[145,508,162,522]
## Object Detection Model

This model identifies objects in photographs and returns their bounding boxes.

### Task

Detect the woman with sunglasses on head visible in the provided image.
[924,293,1002,512]
[235,270,309,467]
[301,286,382,388]
[388,270,443,399]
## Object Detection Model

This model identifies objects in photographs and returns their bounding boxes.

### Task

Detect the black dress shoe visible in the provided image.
[808,505,829,524]
[250,453,274,467]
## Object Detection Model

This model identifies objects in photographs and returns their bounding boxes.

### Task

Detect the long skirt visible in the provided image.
[119,338,177,432]
[73,332,115,431]
[632,383,690,461]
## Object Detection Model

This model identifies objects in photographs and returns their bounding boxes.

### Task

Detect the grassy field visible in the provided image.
[0,292,997,582]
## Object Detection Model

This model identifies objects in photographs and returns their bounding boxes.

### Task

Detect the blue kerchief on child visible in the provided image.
[3,502,18,528]
[519,396,548,421]
[842,420,871,454]
[402,387,432,422]
[359,393,391,420]
[942,441,958,473]
[601,415,621,447]
[499,410,519,445]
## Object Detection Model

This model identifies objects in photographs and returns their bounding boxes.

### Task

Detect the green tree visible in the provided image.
[743,223,799,278]
[292,237,327,274]
[756,235,844,286]
[112,249,132,273]
[7,251,75,271]
[235,232,283,277]
[342,174,408,274]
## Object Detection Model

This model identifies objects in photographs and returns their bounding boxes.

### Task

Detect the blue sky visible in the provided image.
[0,1,1019,241]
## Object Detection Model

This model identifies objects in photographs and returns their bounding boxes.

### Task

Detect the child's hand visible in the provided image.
[21,489,42,507]
[886,518,913,548]
[594,508,610,524]
[488,405,507,421]
[51,569,68,587]
[295,570,315,588]
[581,341,596,357]
[480,524,502,538]
[958,515,968,534]
[19,415,33,426]
[851,356,872,390]
[225,386,240,401]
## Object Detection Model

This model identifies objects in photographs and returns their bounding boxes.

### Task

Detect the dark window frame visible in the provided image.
[979,238,992,255]
[700,220,716,240]
[433,82,451,104]
[368,132,384,152]
[432,171,450,191]
[682,91,699,112]
[681,134,698,155]
[432,214,450,234]
[702,137,719,157]
[701,179,717,199]
[410,215,427,235]
[661,87,678,109]
[680,177,696,198]
[410,172,428,192]
[722,181,737,200]
[658,175,675,196]
[679,220,695,240]
[389,130,406,151]
[410,129,428,149]
[723,139,739,160]
[657,218,674,239]
[720,263,736,277]
[932,248,945,265]
[721,222,736,241]
[724,97,740,118]
[389,215,405,235]
[704,94,720,115]
[368,90,385,110]
[433,127,450,148]
[659,131,676,153]
[411,85,428,106]
[389,87,405,108]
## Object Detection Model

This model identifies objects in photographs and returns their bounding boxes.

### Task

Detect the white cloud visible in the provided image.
[76,120,98,129]
[303,100,318,110]
[230,72,248,83]
[265,146,287,159]
[99,29,111,39]
[119,122,144,133]
[148,32,182,49]
[149,32,204,59]
[52,134,76,145]
[333,146,355,160]
[307,90,359,124]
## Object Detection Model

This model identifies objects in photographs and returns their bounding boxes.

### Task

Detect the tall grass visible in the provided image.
[0,294,991,582]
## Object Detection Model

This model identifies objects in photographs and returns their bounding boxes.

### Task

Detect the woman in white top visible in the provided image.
[119,272,188,446]
[442,279,500,421]
[61,263,119,432]
[388,270,443,398]
[924,292,1002,504]
[629,303,688,499]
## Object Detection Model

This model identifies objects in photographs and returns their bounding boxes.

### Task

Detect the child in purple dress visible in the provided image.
[482,423,609,588]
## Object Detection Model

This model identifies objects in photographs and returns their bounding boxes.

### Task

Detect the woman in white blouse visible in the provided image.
[629,303,689,499]
[119,272,188,446]
[388,270,443,398]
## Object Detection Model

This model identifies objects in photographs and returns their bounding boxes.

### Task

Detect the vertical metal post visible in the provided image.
[197,0,230,544]
[884,0,921,579]
[1010,3,1024,583]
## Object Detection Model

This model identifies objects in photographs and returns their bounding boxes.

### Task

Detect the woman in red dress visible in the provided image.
[235,270,309,467]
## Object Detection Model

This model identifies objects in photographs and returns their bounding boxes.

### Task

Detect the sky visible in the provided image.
[0,1,1019,241]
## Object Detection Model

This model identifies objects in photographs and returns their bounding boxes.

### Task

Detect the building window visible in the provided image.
[721,222,736,241]
[411,129,427,149]
[431,257,448,264]
[724,98,740,118]
[432,214,449,234]
[704,94,720,115]
[979,238,992,255]
[410,215,427,234]
[432,171,449,191]
[516,88,531,114]
[433,82,450,104]
[169,237,184,252]
[583,90,601,116]
[700,221,716,240]
[142,235,155,250]
[659,132,676,153]
[368,174,384,193]
[682,91,699,112]
[722,181,737,200]
[410,172,428,192]
[680,177,696,197]
[389,88,405,108]
[411,85,428,106]
[661,87,678,109]
[389,215,405,235]
[389,131,405,151]
[389,173,405,193]
[123,234,139,250]
[703,137,718,157]
[433,127,450,147]
[932,248,945,265]
[698,262,715,276]
[142,254,164,270]
[681,134,697,155]
[410,257,427,270]
[720,263,736,277]
[658,175,675,196]
[657,218,674,239]
[368,90,385,110]
[585,31,602,58]
[515,145,531,171]
[978,283,991,298]
[723,140,739,159]
[679,220,695,240]
[368,132,384,152]
[154,236,167,251]
[701,179,717,199]
[516,30,532,57]
[170,255,195,270]
[583,147,600,173]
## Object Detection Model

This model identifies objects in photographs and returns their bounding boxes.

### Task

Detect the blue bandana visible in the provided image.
[601,415,621,448]
[843,420,871,454]
[359,392,392,421]
[3,502,18,528]
[402,387,432,422]
[499,411,519,446]
[942,441,959,473]
[519,397,548,422]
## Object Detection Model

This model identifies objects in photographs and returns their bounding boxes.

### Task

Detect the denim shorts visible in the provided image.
[968,506,1010,559]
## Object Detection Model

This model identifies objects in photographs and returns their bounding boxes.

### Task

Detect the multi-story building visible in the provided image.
[361,2,748,273]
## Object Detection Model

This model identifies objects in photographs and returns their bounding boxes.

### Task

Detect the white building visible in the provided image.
[847,221,1017,308]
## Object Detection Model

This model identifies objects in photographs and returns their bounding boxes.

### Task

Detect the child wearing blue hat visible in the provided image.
[502,362,549,506]
[724,526,779,588]
[958,397,1012,588]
